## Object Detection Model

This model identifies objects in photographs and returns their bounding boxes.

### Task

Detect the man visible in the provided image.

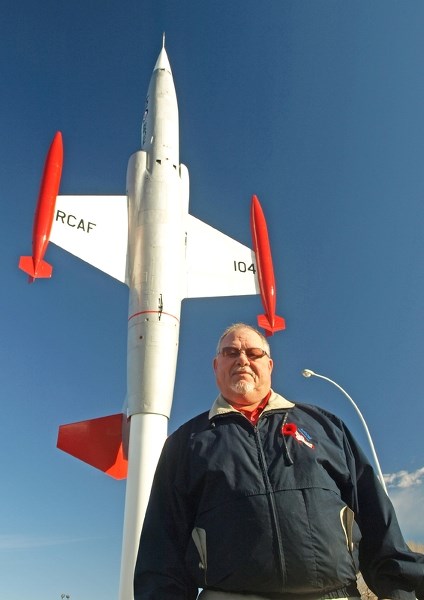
[134,323,424,600]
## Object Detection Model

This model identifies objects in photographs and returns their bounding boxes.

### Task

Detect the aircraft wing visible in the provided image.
[50,195,128,283]
[185,214,259,298]
[49,198,258,297]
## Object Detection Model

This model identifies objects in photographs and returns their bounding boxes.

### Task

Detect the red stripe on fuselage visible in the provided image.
[128,310,180,323]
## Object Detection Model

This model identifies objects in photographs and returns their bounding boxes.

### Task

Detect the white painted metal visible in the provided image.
[120,48,185,599]
[118,413,168,600]
[51,195,128,282]
[185,214,259,298]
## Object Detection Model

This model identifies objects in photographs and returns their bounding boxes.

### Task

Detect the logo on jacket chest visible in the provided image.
[282,422,315,449]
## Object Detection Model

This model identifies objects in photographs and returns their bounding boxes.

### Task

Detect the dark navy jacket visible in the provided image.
[134,392,424,600]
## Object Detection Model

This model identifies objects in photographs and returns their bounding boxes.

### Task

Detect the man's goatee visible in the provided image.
[230,380,255,395]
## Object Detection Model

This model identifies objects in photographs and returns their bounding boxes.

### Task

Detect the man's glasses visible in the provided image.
[219,347,269,360]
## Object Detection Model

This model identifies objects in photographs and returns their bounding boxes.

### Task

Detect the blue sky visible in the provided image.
[2,1,424,598]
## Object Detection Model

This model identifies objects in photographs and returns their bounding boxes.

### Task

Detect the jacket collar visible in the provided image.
[209,390,295,420]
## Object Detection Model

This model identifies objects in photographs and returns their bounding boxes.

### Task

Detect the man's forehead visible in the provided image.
[221,327,262,346]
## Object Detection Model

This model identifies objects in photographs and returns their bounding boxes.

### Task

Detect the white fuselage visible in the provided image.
[126,47,188,420]
[119,48,189,600]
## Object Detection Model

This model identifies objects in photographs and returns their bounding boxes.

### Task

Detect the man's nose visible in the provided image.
[236,352,250,366]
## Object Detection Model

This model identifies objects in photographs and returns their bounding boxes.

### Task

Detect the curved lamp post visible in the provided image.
[302,368,388,494]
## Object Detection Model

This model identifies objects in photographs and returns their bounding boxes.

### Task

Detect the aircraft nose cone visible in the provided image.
[154,47,172,73]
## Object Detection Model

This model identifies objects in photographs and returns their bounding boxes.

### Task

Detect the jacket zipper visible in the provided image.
[213,411,289,589]
[253,420,287,589]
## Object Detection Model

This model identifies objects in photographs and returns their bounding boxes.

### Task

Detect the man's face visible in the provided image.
[213,327,273,407]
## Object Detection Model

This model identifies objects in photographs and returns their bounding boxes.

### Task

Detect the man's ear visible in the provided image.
[213,357,218,373]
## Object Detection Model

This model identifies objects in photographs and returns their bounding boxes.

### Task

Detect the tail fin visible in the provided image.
[257,314,286,337]
[57,413,128,480]
[19,256,52,281]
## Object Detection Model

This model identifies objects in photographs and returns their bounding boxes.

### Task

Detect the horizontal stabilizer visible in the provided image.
[257,313,286,337]
[18,256,52,280]
[57,413,128,480]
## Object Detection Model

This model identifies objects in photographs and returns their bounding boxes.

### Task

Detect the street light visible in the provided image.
[302,368,388,494]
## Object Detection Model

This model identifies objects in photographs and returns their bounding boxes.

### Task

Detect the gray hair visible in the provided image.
[216,322,271,357]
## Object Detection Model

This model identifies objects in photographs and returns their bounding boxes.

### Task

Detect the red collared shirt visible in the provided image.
[238,391,271,425]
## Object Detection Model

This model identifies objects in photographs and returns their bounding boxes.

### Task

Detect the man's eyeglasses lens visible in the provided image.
[220,347,268,360]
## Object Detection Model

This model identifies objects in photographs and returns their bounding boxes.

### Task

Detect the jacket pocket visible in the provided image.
[192,527,208,585]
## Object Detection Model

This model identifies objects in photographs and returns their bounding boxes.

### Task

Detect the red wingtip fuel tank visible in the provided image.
[250,194,286,336]
[19,131,63,282]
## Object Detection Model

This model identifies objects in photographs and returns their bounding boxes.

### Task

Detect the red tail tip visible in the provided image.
[257,314,286,337]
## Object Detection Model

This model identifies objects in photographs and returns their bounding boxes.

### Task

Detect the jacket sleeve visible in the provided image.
[134,433,198,600]
[341,423,424,600]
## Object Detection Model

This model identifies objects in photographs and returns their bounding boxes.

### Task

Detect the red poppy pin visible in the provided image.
[282,423,315,449]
